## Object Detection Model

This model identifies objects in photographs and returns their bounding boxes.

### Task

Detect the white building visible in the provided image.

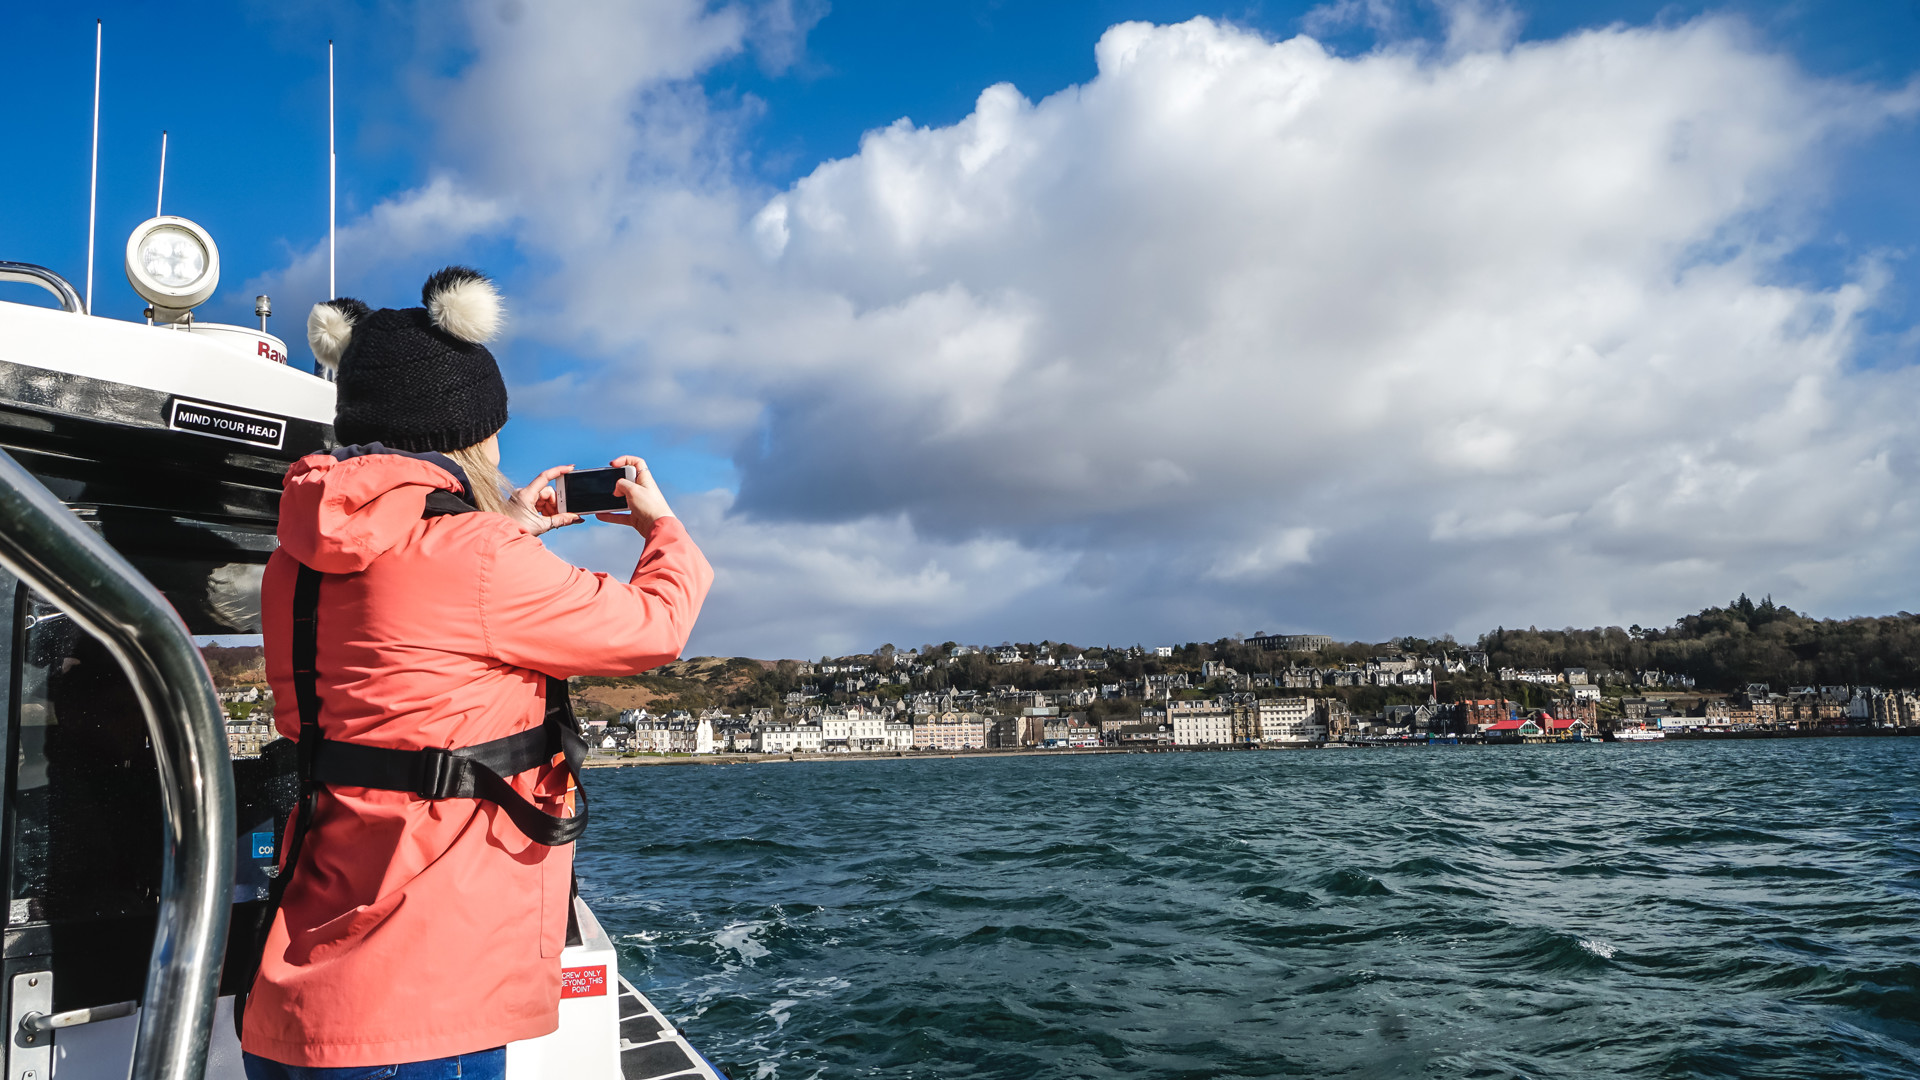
[754,723,823,753]
[821,710,913,752]
[1254,697,1325,743]
[1170,702,1235,746]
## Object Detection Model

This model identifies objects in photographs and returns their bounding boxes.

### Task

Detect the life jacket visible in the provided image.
[233,488,589,1033]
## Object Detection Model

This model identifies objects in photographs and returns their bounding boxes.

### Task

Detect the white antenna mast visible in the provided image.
[328,39,336,300]
[156,130,167,217]
[85,19,100,315]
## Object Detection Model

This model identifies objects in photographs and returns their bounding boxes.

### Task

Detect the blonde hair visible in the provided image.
[441,441,513,516]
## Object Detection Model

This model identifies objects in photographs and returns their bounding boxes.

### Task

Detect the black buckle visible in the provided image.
[416,748,459,799]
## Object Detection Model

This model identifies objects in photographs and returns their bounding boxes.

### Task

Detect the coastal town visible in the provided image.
[213,625,1920,759]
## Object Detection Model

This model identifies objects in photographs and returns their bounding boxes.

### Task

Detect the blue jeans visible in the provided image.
[241,1048,505,1080]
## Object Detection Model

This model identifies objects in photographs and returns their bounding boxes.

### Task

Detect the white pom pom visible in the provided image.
[426,273,503,344]
[307,301,359,370]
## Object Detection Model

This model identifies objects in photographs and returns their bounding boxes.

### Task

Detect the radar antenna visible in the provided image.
[329,39,336,300]
[86,19,100,315]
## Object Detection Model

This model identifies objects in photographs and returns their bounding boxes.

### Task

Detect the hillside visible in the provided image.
[202,645,266,688]
[1475,596,1920,691]
[195,595,1920,706]
[194,644,772,719]
[195,638,1135,723]
[567,657,774,721]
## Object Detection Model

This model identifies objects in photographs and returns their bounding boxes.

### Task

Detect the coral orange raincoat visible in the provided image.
[242,447,712,1067]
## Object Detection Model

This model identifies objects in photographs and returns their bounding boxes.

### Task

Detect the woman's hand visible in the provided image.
[595,456,676,537]
[506,464,584,537]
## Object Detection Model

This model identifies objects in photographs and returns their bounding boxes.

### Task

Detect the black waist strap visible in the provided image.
[312,723,550,798]
[309,707,587,847]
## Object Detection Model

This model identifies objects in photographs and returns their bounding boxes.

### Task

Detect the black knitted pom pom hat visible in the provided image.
[306,267,509,452]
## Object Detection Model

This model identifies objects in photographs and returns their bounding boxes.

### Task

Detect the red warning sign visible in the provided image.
[561,965,608,999]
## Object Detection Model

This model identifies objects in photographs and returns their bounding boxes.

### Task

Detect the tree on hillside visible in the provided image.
[1477,598,1920,692]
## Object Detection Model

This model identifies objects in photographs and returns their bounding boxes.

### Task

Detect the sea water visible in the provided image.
[576,739,1920,1078]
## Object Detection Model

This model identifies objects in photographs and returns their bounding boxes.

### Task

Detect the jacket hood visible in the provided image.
[278,445,474,573]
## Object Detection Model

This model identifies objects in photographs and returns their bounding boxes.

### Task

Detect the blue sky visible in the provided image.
[5,2,1920,656]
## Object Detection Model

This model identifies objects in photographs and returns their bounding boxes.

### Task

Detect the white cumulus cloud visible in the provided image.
[308,3,1920,654]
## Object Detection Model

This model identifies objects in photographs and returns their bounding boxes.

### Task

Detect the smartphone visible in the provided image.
[554,465,636,515]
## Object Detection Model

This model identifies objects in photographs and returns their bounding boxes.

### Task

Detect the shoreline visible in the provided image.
[581,744,1324,768]
[581,726,1920,768]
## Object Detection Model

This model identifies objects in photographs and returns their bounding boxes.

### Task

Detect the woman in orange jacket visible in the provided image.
[241,268,713,1079]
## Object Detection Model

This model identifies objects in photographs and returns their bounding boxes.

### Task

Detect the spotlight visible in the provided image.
[124,216,219,323]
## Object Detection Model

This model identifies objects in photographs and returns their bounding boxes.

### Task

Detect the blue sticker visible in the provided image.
[252,832,275,860]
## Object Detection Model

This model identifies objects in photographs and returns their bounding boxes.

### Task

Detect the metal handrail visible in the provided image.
[0,449,233,1080]
[0,262,85,313]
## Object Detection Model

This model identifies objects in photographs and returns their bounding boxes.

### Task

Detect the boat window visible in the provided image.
[8,588,162,926]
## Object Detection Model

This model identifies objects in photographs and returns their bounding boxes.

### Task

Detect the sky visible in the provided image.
[4,0,1920,659]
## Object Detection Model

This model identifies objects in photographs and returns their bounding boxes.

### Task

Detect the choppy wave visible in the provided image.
[578,739,1920,1078]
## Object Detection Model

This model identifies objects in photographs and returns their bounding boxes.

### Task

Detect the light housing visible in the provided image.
[124,216,220,322]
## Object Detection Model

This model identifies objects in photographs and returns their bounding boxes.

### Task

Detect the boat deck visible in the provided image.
[617,976,726,1079]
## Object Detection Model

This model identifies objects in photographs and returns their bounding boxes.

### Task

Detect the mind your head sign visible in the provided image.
[168,397,287,450]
